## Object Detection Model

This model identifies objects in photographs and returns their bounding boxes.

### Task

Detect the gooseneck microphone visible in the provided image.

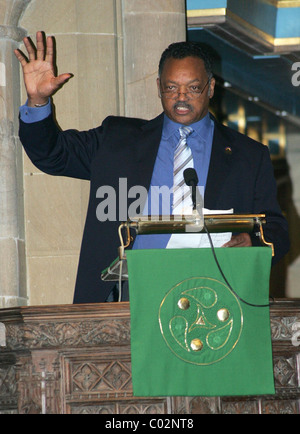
[183,168,198,211]
[182,167,271,308]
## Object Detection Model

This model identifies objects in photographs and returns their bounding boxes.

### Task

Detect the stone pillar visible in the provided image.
[122,0,187,119]
[0,0,29,307]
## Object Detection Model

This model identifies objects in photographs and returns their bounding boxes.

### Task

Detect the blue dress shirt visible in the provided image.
[20,99,52,123]
[133,113,214,249]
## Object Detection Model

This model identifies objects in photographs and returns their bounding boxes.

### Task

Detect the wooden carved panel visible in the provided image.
[4,319,130,351]
[61,350,167,414]
[0,301,299,414]
[16,352,61,414]
[65,354,132,396]
[0,365,17,413]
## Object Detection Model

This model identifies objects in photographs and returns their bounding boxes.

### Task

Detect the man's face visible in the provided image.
[157,56,215,125]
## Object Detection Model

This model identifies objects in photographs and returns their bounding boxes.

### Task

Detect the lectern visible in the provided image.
[101,213,277,397]
[101,213,273,282]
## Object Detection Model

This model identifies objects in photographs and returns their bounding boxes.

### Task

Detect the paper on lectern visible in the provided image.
[166,208,233,249]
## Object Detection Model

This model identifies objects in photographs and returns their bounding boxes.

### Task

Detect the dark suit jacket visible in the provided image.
[19,112,289,303]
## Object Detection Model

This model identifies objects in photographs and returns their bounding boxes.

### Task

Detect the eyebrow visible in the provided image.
[163,79,202,85]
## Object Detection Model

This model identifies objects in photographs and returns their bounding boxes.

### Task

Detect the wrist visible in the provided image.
[34,101,49,108]
[27,97,49,108]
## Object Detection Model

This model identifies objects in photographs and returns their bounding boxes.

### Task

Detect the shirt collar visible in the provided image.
[162,112,212,143]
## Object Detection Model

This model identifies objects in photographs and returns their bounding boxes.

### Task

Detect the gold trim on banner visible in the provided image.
[159,277,244,366]
[227,10,300,46]
[187,8,226,18]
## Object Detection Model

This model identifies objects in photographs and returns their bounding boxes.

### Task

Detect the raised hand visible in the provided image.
[14,31,72,107]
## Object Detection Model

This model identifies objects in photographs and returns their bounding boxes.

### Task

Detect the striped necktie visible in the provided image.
[172,126,194,214]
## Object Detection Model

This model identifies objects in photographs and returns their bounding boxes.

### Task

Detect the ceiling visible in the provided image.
[186,3,300,127]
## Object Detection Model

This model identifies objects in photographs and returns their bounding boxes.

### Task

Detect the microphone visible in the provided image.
[184,168,199,211]
[183,167,203,232]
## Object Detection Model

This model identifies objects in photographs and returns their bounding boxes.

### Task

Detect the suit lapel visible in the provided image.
[136,113,164,191]
[133,113,236,211]
[204,119,235,209]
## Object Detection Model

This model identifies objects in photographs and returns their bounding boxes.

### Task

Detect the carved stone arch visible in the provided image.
[0,0,31,38]
[0,0,32,308]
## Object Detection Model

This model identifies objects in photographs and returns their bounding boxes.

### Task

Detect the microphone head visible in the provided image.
[184,168,199,186]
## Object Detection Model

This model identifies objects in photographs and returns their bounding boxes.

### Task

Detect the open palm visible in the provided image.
[14,31,72,106]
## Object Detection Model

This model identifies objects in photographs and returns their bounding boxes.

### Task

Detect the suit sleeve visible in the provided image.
[252,145,290,264]
[19,113,106,180]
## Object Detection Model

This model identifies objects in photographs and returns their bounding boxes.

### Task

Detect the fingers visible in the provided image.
[23,35,37,61]
[13,36,34,66]
[36,31,46,61]
[14,49,28,67]
[55,73,74,87]
[45,35,54,64]
[15,31,53,65]
[36,31,55,64]
[222,233,252,248]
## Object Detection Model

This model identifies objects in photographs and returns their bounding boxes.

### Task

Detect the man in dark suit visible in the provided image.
[15,32,289,303]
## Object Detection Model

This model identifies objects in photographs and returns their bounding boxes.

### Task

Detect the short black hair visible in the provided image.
[158,41,213,78]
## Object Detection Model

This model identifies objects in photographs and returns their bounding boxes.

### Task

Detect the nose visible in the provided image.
[176,88,190,100]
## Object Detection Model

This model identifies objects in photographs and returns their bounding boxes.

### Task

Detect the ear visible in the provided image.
[157,77,162,98]
[208,77,216,99]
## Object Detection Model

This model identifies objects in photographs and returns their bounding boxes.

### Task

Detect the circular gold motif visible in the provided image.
[178,297,190,310]
[190,339,203,351]
[217,308,230,322]
[159,277,243,366]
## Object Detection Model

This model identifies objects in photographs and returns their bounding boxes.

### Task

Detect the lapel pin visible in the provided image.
[225,146,232,155]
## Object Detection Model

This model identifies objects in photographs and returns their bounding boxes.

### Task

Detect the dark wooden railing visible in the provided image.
[0,300,299,414]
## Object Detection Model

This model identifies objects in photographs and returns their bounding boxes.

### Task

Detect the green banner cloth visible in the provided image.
[126,247,274,397]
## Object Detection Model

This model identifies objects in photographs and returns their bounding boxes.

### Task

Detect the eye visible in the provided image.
[190,85,201,92]
[165,85,177,92]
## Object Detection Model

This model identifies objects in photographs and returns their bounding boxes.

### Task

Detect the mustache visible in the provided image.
[173,102,193,111]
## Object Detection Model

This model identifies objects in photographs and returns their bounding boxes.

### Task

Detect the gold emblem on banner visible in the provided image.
[158,277,243,365]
